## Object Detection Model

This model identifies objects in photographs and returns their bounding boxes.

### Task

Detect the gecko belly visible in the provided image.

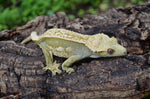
[40,37,92,58]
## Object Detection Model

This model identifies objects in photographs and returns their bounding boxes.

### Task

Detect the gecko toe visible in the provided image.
[66,68,75,74]
[43,62,62,76]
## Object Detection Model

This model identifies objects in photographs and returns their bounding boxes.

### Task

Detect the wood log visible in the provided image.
[0,3,150,99]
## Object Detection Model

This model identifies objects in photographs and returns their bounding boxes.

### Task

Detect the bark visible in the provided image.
[0,3,150,99]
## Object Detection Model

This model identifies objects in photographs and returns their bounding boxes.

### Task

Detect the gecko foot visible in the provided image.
[43,61,62,76]
[63,67,74,74]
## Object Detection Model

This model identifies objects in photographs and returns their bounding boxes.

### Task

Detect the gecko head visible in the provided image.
[90,35,127,58]
[98,36,127,57]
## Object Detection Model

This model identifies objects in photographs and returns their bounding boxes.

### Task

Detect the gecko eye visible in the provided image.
[107,48,115,54]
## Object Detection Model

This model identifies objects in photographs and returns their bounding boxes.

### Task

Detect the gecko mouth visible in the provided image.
[123,48,127,55]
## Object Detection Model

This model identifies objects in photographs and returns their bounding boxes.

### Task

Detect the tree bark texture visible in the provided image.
[0,3,150,99]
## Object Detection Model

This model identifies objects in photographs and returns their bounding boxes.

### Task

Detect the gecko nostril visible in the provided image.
[124,51,127,55]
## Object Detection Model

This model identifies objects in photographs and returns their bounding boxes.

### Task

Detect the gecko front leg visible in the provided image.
[62,55,84,74]
[40,43,61,76]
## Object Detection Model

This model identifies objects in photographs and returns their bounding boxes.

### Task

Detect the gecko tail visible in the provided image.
[30,31,39,41]
[21,36,31,44]
[21,31,39,44]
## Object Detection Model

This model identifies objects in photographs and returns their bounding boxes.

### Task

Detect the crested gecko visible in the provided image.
[21,28,127,76]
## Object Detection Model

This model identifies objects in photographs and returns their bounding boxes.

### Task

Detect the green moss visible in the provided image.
[0,0,147,31]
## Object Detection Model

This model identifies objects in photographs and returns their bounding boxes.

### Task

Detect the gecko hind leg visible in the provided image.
[41,44,62,76]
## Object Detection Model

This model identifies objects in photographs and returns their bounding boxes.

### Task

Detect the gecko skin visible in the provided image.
[21,28,127,76]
